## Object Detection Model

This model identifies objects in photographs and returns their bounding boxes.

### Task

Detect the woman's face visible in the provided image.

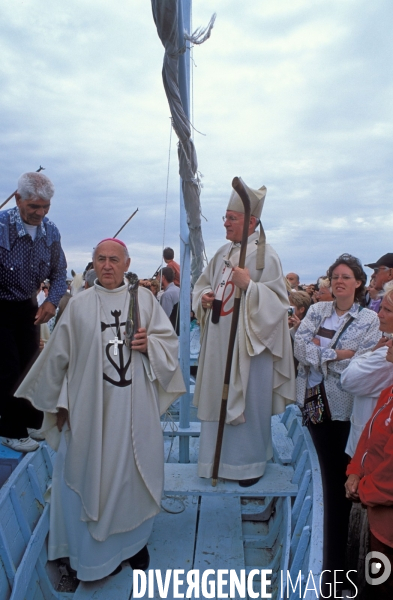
[316,287,334,302]
[331,264,361,303]
[378,297,393,333]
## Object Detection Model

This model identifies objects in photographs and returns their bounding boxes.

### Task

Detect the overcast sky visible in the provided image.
[1,0,392,283]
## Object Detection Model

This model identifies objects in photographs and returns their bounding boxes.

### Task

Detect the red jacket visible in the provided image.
[347,385,393,547]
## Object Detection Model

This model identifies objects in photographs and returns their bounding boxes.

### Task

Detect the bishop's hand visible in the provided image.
[231,267,251,291]
[131,327,148,353]
[201,291,215,310]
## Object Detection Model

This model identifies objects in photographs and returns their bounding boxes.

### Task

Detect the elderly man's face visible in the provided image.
[15,194,51,225]
[223,211,256,243]
[374,266,393,291]
[93,241,130,290]
[286,273,299,288]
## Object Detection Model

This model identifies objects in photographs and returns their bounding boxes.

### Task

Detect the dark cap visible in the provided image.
[365,253,393,269]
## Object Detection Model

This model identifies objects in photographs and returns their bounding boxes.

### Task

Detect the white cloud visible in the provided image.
[0,0,392,283]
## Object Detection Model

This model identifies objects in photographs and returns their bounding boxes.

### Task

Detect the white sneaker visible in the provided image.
[2,437,40,452]
[27,428,45,441]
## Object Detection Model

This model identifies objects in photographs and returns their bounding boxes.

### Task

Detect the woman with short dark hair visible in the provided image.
[294,253,381,591]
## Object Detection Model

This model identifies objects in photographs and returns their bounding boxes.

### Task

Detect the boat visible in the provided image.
[0,404,322,599]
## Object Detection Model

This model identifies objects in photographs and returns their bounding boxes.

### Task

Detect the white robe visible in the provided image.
[192,233,295,480]
[16,283,185,580]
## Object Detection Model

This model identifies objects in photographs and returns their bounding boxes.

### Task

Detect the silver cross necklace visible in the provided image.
[96,286,129,356]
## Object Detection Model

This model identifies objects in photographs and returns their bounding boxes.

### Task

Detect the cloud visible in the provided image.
[0,0,392,283]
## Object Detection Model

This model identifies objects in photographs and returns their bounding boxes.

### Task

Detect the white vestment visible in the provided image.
[192,233,295,479]
[16,283,185,580]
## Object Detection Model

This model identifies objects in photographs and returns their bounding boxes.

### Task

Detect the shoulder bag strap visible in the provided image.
[331,306,362,350]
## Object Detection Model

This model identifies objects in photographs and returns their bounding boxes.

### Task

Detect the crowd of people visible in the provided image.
[0,171,392,596]
[286,257,393,598]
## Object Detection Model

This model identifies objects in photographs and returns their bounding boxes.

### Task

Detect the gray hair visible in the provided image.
[17,172,55,202]
[84,269,97,288]
[318,276,331,289]
[383,280,393,295]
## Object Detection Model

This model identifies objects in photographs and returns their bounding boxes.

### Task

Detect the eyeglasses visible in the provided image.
[331,275,355,281]
[222,215,240,223]
[373,267,390,274]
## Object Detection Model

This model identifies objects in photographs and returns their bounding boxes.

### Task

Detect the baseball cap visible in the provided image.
[365,253,393,269]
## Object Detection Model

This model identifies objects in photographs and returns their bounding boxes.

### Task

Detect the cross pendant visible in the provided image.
[109,336,123,356]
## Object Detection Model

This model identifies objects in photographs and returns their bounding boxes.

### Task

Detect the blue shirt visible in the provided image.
[0,207,67,306]
[160,282,180,317]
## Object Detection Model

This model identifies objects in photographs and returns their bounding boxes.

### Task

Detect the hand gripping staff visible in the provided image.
[212,177,251,486]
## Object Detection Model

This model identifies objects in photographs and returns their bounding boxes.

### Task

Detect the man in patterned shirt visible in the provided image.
[0,171,67,452]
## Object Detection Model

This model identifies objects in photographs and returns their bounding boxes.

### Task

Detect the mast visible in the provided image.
[151,0,215,462]
[178,0,191,463]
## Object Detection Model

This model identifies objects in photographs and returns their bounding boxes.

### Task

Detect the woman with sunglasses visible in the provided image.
[294,254,381,592]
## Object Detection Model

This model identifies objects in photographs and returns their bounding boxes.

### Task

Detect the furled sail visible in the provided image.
[151,0,215,284]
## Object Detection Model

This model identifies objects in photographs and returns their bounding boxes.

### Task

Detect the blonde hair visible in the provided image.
[149,279,160,296]
[289,291,312,311]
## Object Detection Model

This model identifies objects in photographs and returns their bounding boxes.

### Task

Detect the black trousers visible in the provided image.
[308,419,352,583]
[0,299,43,439]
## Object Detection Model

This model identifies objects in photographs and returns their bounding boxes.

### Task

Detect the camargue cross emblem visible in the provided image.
[101,309,131,387]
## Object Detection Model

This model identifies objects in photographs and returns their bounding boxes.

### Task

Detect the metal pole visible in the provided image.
[178,0,191,463]
[113,208,138,238]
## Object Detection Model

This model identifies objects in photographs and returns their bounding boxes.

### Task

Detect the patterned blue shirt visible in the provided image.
[0,207,67,306]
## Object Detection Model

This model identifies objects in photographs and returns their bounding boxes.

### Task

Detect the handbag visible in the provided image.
[302,381,331,426]
[301,313,357,426]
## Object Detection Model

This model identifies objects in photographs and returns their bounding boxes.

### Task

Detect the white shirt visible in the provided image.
[24,222,38,240]
[341,345,393,455]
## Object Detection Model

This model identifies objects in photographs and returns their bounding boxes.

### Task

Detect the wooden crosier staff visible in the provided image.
[0,166,45,210]
[212,176,251,486]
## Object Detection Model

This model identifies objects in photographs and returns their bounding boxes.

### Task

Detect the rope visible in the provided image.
[191,4,194,142]
[162,409,178,462]
[161,494,186,514]
[162,118,173,255]
[159,118,173,292]
[184,13,216,46]
[160,411,186,514]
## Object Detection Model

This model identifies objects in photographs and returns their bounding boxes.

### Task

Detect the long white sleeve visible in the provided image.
[341,346,393,397]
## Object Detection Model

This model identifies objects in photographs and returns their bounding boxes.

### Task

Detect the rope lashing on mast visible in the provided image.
[151,0,215,284]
